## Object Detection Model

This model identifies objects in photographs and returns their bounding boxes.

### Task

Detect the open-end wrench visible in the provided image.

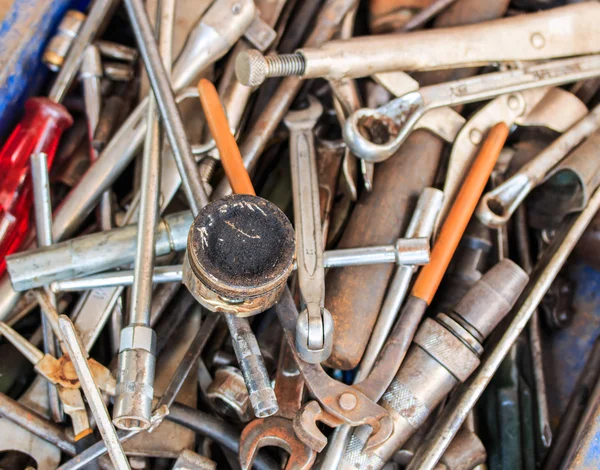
[344,54,600,162]
[239,341,316,470]
[274,287,392,452]
[477,103,600,228]
[284,97,334,364]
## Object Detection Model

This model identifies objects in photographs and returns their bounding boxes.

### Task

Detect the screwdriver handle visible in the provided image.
[0,97,72,272]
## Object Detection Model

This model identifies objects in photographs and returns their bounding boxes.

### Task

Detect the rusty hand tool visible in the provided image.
[239,341,316,470]
[284,97,334,364]
[237,3,600,87]
[184,78,287,418]
[272,288,392,452]
[113,0,175,432]
[345,54,600,162]
[407,178,600,470]
[291,123,505,455]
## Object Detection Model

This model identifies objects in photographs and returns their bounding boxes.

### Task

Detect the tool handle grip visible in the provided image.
[0,97,72,273]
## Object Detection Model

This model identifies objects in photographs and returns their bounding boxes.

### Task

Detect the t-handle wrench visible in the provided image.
[284,96,334,364]
[345,53,600,162]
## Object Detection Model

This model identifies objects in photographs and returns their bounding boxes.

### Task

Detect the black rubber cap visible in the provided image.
[187,194,295,298]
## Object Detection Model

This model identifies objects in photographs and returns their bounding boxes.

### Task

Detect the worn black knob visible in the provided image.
[183,194,295,316]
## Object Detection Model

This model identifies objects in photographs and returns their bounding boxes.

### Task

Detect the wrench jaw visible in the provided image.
[343,91,424,163]
[239,417,317,470]
[293,400,393,452]
[293,401,344,452]
[295,306,333,364]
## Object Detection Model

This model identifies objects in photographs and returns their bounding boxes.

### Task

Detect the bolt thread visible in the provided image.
[265,53,306,79]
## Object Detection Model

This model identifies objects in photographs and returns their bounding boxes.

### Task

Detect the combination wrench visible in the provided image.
[344,53,600,162]
[284,97,334,364]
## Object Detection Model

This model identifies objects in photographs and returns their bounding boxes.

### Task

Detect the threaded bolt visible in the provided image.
[235,50,306,87]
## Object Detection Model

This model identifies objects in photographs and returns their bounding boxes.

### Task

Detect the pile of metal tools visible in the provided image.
[3,0,600,468]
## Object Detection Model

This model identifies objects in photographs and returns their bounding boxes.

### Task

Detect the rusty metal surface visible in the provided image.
[324,130,443,370]
[323,0,511,370]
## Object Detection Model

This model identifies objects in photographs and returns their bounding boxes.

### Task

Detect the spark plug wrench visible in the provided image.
[113,0,175,432]
[345,53,600,162]
[477,103,600,228]
[284,97,333,363]
[236,2,600,87]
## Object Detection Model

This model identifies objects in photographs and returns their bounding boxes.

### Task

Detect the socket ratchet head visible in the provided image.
[183,194,295,316]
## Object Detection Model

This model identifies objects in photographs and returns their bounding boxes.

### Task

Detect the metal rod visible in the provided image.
[515,205,552,450]
[123,0,209,214]
[114,0,175,431]
[58,315,131,470]
[30,152,63,423]
[399,0,459,32]
[407,185,600,470]
[0,391,77,455]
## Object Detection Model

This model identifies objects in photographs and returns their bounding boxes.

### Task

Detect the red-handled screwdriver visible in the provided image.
[0,0,116,274]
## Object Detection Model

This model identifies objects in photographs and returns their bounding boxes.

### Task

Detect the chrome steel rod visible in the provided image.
[30,152,63,423]
[124,0,209,214]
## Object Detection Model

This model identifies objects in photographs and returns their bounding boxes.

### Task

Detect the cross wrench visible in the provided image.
[239,341,316,470]
[477,102,600,228]
[284,96,334,364]
[344,53,600,162]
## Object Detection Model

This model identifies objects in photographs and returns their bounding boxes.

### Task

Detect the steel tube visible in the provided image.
[51,239,430,292]
[30,152,64,424]
[6,211,192,291]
